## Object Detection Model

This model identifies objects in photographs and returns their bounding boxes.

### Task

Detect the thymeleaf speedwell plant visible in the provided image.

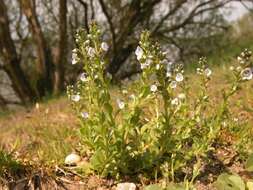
[68,24,253,185]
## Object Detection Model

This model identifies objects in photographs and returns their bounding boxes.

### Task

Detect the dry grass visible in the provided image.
[0,97,79,165]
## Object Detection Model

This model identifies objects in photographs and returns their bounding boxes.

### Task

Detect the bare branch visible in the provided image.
[76,0,89,32]
[98,0,116,53]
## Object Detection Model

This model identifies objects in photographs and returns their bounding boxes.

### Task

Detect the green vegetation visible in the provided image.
[66,24,253,189]
[0,150,22,177]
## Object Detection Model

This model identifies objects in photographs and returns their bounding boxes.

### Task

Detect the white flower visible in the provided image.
[178,93,186,100]
[150,84,157,92]
[87,47,95,57]
[204,68,212,77]
[129,94,136,100]
[135,46,144,61]
[72,59,78,65]
[117,99,125,109]
[156,64,160,70]
[72,49,78,65]
[229,66,234,71]
[171,98,179,106]
[84,39,90,45]
[241,67,253,80]
[71,94,80,102]
[236,66,242,72]
[141,58,152,69]
[170,81,177,89]
[196,68,201,73]
[175,73,184,82]
[80,73,88,82]
[140,63,149,70]
[106,72,112,80]
[122,89,128,94]
[81,112,89,119]
[166,71,172,78]
[166,62,173,71]
[101,42,109,51]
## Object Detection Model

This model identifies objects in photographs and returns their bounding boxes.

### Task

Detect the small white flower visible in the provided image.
[140,63,149,70]
[229,66,235,71]
[129,94,136,100]
[84,39,90,45]
[171,98,179,106]
[204,68,212,77]
[156,64,160,70]
[81,112,89,119]
[175,73,184,82]
[141,58,152,69]
[178,93,186,100]
[236,66,242,72]
[122,89,128,94]
[72,50,78,65]
[237,56,242,62]
[101,42,109,51]
[72,58,78,65]
[72,48,77,53]
[166,71,172,78]
[80,73,88,82]
[87,47,96,57]
[150,84,157,92]
[170,81,177,89]
[71,94,80,102]
[167,63,172,73]
[135,46,144,61]
[222,121,227,127]
[106,72,112,80]
[162,51,168,56]
[241,67,253,80]
[117,99,125,109]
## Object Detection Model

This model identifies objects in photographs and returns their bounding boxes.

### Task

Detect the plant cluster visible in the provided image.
[68,24,253,187]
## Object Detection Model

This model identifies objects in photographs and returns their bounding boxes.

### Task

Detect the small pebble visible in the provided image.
[116,183,136,190]
[64,153,81,165]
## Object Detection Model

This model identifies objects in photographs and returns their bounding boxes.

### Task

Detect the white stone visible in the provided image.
[65,153,81,165]
[116,183,136,190]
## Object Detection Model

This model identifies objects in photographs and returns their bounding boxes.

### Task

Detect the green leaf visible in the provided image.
[144,184,163,190]
[165,183,185,190]
[246,180,253,190]
[245,154,253,172]
[90,149,107,172]
[214,173,245,190]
